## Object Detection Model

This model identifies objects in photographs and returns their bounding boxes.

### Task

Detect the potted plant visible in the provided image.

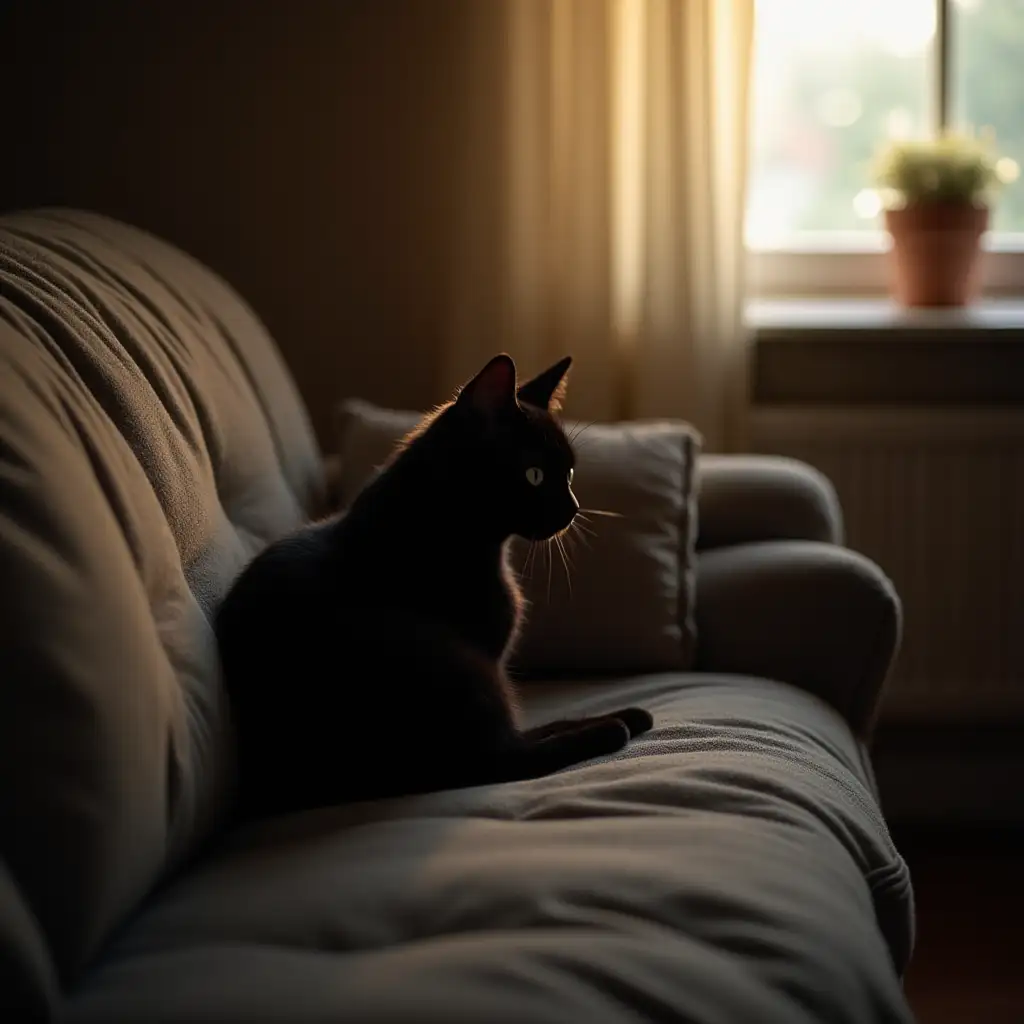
[871,131,1008,307]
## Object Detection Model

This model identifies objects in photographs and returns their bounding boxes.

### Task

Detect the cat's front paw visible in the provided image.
[612,706,654,738]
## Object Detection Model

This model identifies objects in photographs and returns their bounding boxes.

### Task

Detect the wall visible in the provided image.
[0,0,486,449]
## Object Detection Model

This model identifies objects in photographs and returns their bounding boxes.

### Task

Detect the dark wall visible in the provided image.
[0,0,479,448]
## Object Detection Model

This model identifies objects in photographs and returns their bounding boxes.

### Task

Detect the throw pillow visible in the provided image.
[335,398,702,676]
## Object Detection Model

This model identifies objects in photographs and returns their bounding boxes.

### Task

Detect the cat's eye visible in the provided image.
[525,467,544,487]
[567,468,574,484]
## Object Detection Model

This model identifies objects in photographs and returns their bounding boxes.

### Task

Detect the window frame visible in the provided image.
[747,0,1024,300]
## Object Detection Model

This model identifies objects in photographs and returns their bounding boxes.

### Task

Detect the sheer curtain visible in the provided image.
[445,0,754,451]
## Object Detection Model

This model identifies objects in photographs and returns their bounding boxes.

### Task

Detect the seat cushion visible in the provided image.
[0,209,325,984]
[66,674,914,1024]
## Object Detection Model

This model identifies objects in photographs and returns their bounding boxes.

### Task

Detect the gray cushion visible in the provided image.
[0,209,325,984]
[696,455,844,549]
[64,674,913,1023]
[336,398,702,676]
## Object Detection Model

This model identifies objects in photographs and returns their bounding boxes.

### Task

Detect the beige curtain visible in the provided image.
[445,0,754,451]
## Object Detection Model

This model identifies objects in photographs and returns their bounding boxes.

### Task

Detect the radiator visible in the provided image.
[749,406,1024,722]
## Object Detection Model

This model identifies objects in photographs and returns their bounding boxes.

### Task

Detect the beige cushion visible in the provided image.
[335,399,702,676]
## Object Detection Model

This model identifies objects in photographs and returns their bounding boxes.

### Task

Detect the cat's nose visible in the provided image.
[568,490,579,516]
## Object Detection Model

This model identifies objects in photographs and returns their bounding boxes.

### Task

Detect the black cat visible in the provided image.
[215,353,653,818]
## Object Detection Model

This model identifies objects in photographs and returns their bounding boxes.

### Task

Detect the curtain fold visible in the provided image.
[446,0,754,451]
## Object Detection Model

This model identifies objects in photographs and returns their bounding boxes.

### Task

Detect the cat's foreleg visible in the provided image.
[504,717,632,780]
[520,706,653,743]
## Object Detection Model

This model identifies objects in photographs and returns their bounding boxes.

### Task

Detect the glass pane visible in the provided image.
[746,0,935,248]
[951,0,1024,235]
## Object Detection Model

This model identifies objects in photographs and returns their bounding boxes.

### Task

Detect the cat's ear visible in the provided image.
[517,355,572,413]
[457,353,519,417]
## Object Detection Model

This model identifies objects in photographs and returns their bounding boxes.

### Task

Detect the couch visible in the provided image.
[0,209,914,1022]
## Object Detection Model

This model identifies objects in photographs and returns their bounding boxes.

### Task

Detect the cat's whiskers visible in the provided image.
[572,513,598,539]
[554,532,573,597]
[568,420,596,446]
[567,519,593,551]
[522,539,539,581]
[557,519,588,554]
[579,507,624,519]
[563,527,577,560]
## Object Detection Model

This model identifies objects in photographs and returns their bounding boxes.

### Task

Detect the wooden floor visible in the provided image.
[895,827,1024,1024]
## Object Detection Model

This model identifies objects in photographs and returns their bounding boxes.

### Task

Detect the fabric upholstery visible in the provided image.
[696,454,844,549]
[0,208,912,1023]
[0,859,58,1022]
[0,209,325,987]
[694,541,902,736]
[65,674,913,1024]
[335,398,702,675]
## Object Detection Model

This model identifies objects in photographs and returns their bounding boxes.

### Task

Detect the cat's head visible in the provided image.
[426,353,578,542]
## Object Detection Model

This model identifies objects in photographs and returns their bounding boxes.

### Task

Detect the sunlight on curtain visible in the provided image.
[611,0,646,349]
[447,0,754,451]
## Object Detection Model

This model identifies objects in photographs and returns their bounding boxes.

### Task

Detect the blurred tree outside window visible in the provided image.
[746,0,1024,249]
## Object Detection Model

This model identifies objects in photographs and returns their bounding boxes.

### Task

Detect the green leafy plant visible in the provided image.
[871,131,1010,209]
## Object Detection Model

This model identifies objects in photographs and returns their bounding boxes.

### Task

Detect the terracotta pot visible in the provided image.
[884,202,989,307]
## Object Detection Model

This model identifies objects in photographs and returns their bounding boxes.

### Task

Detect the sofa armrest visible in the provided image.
[694,540,901,737]
[696,455,843,549]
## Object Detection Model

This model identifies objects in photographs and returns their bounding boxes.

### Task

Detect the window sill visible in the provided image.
[747,297,1024,337]
[747,298,1024,405]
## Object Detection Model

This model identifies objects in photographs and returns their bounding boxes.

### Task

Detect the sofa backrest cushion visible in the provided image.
[0,209,324,987]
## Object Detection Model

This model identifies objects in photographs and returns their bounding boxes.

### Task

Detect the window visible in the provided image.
[747,0,1024,296]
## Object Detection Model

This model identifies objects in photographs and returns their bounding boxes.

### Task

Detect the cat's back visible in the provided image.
[216,515,342,657]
